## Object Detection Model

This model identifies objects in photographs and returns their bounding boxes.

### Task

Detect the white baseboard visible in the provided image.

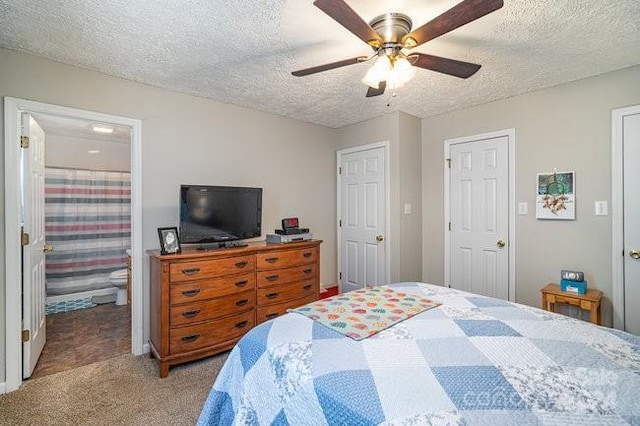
[142,343,150,354]
[0,381,6,395]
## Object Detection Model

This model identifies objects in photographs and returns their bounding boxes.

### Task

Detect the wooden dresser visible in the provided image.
[148,239,321,377]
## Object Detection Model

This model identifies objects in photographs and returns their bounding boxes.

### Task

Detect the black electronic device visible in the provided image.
[275,217,309,235]
[274,228,310,235]
[282,217,299,231]
[179,185,262,245]
[561,270,584,282]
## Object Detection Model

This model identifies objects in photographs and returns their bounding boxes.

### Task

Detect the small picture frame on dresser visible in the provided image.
[158,227,181,255]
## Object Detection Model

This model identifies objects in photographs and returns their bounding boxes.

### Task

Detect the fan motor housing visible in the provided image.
[369,13,413,44]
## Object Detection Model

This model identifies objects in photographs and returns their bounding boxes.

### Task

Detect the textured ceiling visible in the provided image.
[31,113,131,144]
[1,0,639,128]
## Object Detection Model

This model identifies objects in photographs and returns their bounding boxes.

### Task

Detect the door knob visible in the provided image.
[376,235,385,242]
[43,242,53,253]
[496,239,506,249]
[630,249,640,260]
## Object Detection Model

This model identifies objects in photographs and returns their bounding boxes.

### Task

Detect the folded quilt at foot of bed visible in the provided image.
[288,285,441,340]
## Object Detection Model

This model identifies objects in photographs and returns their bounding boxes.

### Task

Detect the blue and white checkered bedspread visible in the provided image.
[198,282,640,425]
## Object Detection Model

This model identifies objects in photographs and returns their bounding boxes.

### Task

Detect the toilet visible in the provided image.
[109,269,128,305]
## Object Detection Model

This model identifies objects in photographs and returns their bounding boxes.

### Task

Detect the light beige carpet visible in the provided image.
[0,352,228,426]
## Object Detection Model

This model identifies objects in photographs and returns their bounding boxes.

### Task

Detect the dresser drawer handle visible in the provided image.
[181,289,201,297]
[182,310,201,318]
[266,292,279,299]
[265,274,279,281]
[303,284,313,290]
[181,267,201,275]
[235,261,248,268]
[265,313,279,319]
[265,257,279,263]
[235,320,248,329]
[302,268,313,274]
[181,334,200,343]
[303,252,313,258]
[235,299,249,306]
[235,280,248,287]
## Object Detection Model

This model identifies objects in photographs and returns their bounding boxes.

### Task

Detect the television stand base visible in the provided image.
[196,241,248,251]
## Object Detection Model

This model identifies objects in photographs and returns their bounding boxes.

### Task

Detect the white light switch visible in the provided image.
[404,203,412,215]
[518,202,528,215]
[595,201,608,216]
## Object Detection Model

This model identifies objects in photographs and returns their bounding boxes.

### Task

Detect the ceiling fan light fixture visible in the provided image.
[362,55,392,88]
[389,56,416,89]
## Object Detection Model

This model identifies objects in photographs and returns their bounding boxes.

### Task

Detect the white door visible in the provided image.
[21,113,47,378]
[449,136,509,299]
[339,145,387,293]
[623,111,640,335]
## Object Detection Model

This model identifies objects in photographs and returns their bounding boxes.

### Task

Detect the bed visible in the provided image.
[198,282,640,425]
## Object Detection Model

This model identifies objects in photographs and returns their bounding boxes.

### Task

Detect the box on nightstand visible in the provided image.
[560,279,587,295]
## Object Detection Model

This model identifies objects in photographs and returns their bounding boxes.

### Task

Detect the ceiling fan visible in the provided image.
[292,0,504,97]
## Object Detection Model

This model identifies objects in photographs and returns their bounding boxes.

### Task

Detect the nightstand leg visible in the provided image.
[591,305,600,325]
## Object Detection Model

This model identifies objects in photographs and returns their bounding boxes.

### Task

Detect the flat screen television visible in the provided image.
[179,185,262,246]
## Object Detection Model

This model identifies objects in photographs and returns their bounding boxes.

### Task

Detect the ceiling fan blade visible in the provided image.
[402,0,503,48]
[313,0,382,47]
[366,81,386,97]
[409,53,481,78]
[292,56,368,77]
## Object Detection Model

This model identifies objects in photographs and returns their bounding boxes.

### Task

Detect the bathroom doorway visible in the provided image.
[4,97,143,392]
[30,113,133,378]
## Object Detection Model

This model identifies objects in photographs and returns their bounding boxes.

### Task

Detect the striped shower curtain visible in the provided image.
[44,167,131,296]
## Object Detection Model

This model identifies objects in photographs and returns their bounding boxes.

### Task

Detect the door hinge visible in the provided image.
[20,135,29,148]
[338,167,342,175]
[446,158,451,168]
[339,272,342,280]
[448,222,451,231]
[21,230,30,246]
[339,219,342,227]
[22,329,30,342]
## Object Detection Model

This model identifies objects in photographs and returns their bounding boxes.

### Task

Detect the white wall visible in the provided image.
[422,65,640,326]
[0,48,339,384]
[337,111,423,283]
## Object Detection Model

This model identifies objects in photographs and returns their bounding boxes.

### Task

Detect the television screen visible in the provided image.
[179,185,262,244]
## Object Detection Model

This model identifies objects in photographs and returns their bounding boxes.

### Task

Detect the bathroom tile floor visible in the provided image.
[30,303,131,379]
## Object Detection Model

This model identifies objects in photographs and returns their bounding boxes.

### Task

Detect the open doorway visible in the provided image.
[3,97,143,393]
[29,112,132,378]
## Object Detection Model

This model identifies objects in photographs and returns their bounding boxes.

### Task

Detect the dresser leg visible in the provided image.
[160,362,169,378]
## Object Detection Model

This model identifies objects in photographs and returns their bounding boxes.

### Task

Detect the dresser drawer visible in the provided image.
[169,255,254,282]
[169,310,255,355]
[170,273,255,304]
[257,280,317,306]
[256,293,317,324]
[256,247,318,270]
[256,263,317,288]
[170,290,255,327]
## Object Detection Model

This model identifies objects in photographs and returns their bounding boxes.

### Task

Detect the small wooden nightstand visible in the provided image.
[540,283,603,325]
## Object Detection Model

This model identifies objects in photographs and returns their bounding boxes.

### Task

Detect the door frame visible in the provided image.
[3,97,144,393]
[611,104,640,330]
[336,141,391,291]
[443,129,516,301]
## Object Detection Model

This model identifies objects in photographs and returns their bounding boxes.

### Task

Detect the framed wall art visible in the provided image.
[536,171,575,220]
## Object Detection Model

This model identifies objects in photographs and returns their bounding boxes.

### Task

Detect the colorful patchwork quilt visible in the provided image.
[289,286,441,340]
[198,283,640,426]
